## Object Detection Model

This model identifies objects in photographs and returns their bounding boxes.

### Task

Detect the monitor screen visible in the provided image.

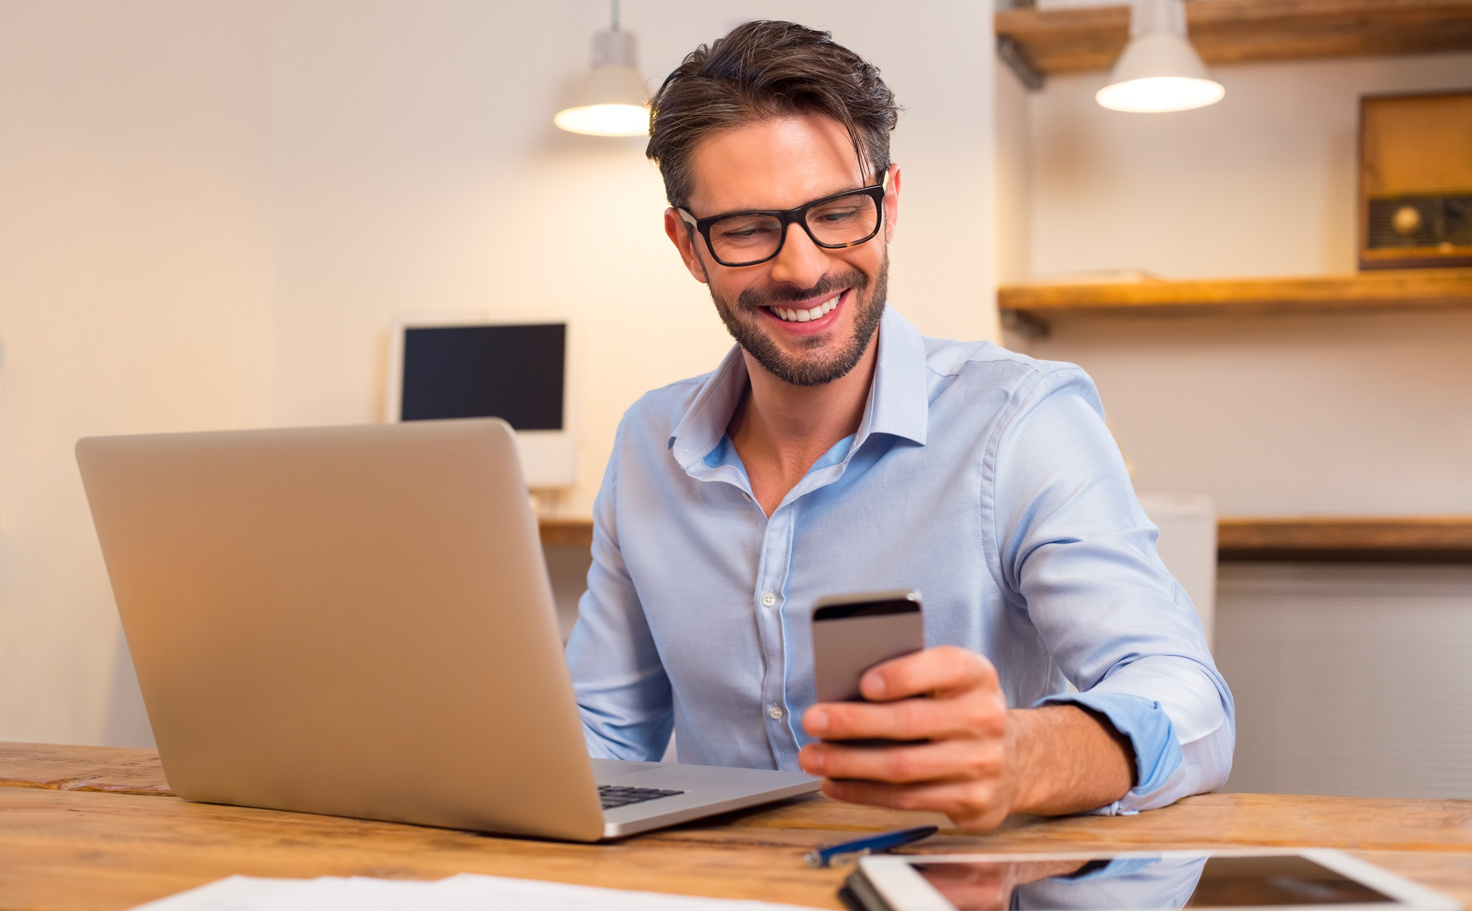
[399,323,565,430]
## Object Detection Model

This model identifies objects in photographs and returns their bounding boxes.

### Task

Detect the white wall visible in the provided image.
[1011,52,1472,515]
[0,1,999,746]
[0,1,278,746]
[994,63,1033,286]
[267,0,998,517]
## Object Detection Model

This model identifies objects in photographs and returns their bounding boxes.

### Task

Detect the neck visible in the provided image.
[727,334,879,515]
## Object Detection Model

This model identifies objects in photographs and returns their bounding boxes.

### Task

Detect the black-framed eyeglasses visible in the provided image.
[677,171,890,268]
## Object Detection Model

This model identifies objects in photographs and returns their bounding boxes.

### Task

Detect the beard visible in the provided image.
[706,252,889,388]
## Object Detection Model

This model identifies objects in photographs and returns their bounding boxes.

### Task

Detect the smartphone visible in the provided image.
[811,590,924,704]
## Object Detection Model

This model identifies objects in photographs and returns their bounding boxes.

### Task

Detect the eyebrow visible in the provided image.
[693,180,876,221]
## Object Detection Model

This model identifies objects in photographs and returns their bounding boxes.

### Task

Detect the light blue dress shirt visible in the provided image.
[566,307,1234,813]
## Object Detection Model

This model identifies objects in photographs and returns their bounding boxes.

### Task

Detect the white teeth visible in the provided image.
[771,294,841,322]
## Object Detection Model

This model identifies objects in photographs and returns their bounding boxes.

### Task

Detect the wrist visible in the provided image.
[1004,705,1134,816]
[1004,707,1048,813]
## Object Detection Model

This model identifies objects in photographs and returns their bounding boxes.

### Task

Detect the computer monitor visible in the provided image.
[386,318,575,488]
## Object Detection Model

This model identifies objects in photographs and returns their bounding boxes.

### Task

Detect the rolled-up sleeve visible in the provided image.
[564,418,674,761]
[992,368,1235,812]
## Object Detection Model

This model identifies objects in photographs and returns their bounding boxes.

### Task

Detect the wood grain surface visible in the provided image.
[4,786,1472,911]
[3,745,1472,911]
[725,791,1472,855]
[0,742,170,796]
[997,269,1472,318]
[995,0,1472,75]
[1218,516,1472,562]
[538,517,594,548]
[995,4,1131,73]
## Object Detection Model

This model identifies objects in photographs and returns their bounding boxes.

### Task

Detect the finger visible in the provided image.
[800,736,1004,785]
[862,646,999,702]
[819,777,1010,833]
[804,690,1006,742]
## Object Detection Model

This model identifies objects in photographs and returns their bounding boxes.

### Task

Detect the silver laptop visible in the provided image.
[76,419,817,842]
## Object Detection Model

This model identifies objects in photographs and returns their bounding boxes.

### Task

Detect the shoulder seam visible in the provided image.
[977,364,1057,605]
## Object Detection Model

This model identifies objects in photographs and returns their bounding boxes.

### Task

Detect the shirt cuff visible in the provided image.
[1033,691,1183,815]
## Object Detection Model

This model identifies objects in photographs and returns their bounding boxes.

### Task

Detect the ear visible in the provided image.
[882,164,901,243]
[664,208,710,285]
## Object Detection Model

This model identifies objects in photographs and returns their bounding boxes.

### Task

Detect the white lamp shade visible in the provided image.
[555,27,649,137]
[1097,32,1224,113]
[554,64,649,136]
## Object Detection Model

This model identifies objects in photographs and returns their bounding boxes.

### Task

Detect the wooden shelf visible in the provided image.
[998,268,1472,335]
[538,518,594,548]
[996,0,1472,77]
[542,516,1472,561]
[1219,516,1472,561]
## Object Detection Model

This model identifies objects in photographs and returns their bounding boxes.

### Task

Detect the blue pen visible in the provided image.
[803,825,939,868]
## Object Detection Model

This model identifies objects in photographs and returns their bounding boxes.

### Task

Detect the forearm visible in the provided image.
[1007,705,1134,816]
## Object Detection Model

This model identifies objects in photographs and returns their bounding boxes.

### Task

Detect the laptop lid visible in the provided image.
[77,419,608,842]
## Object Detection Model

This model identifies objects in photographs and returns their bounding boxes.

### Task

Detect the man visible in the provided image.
[565,20,1233,832]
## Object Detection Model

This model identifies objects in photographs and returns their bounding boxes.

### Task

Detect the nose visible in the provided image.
[766,221,828,289]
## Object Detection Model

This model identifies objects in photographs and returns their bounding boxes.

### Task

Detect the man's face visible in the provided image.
[664,114,899,387]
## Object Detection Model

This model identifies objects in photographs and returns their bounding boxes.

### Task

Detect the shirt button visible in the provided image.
[768,704,784,720]
[761,592,776,608]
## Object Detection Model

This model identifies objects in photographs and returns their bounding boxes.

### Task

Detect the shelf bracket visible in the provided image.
[1000,308,1050,340]
[996,36,1045,92]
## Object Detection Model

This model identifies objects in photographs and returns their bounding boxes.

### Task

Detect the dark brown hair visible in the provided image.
[646,20,900,210]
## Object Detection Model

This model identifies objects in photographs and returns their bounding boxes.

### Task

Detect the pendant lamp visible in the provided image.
[554,0,650,136]
[1096,0,1224,113]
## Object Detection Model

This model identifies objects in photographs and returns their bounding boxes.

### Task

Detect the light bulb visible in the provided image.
[1097,76,1225,113]
[553,103,649,137]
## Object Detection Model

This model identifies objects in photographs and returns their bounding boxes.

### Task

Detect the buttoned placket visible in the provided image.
[748,446,865,766]
[683,444,862,768]
[669,336,904,768]
[751,498,797,764]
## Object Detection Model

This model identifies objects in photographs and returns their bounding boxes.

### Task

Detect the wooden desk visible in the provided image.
[4,743,1472,911]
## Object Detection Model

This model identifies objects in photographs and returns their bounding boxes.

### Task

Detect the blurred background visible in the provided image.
[0,0,1468,799]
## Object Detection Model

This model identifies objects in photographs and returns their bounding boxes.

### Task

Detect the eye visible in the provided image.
[811,204,862,225]
[715,217,780,246]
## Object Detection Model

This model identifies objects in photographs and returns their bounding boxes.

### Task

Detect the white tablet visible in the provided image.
[853,849,1461,911]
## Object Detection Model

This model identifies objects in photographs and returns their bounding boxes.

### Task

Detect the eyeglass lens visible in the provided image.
[707,192,880,265]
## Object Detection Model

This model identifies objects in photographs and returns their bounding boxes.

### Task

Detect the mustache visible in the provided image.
[736,269,869,310]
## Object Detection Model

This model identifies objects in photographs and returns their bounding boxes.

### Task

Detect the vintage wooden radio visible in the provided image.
[1359,90,1472,270]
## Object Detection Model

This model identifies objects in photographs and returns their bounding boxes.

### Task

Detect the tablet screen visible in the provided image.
[911,854,1395,911]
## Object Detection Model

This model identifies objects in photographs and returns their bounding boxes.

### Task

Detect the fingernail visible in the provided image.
[800,746,826,774]
[865,673,886,699]
[806,707,828,735]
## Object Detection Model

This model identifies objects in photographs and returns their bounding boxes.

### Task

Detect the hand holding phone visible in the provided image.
[811,590,924,704]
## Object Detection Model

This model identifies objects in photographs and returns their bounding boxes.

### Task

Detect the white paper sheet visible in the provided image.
[131,873,824,911]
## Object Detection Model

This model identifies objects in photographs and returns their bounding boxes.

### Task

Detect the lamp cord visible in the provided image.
[611,0,620,31]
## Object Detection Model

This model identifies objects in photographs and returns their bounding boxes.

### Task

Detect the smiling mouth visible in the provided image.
[766,292,842,323]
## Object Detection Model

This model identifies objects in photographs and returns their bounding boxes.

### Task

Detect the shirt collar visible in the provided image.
[669,343,749,469]
[668,306,929,469]
[860,307,929,447]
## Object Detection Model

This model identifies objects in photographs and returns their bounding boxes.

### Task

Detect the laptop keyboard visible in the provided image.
[598,785,685,810]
